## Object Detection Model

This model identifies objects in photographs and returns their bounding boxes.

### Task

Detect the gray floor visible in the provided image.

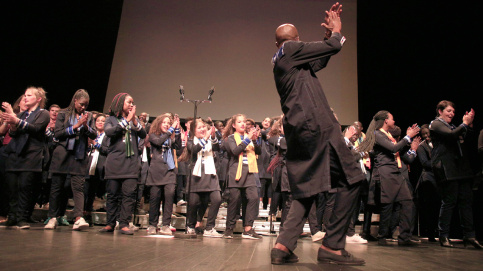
[0,224,482,271]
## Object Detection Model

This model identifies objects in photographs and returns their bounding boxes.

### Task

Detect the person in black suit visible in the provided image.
[270,3,365,265]
[416,124,440,242]
[46,89,97,231]
[429,100,481,249]
[1,87,50,229]
[358,111,420,246]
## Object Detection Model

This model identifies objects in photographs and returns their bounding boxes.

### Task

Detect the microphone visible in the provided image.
[207,86,215,101]
[179,85,185,102]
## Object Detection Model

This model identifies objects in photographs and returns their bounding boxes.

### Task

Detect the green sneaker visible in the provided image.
[58,216,70,226]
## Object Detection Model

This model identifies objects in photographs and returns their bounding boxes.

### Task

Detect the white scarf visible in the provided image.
[88,133,105,175]
[192,137,216,177]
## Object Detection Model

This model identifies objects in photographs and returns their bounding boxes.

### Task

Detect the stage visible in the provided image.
[1,224,481,271]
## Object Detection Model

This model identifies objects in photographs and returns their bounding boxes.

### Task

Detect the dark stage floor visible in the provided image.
[0,225,482,271]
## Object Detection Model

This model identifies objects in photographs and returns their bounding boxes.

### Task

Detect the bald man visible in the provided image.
[270,3,365,265]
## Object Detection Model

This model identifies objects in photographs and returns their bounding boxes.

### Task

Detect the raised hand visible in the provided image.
[126,105,136,122]
[463,108,475,126]
[2,102,14,114]
[410,136,421,151]
[406,124,420,138]
[322,2,342,36]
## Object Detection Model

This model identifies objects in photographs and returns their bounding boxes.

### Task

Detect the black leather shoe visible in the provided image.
[378,238,389,246]
[439,237,454,248]
[99,226,114,233]
[463,238,483,249]
[361,233,378,241]
[318,248,365,265]
[271,248,299,265]
[398,239,421,247]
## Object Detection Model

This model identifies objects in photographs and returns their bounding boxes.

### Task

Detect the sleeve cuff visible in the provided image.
[16,119,29,130]
[243,137,251,145]
[174,128,181,135]
[119,119,129,130]
[407,149,417,156]
[403,135,412,143]
[66,126,75,135]
[167,127,175,134]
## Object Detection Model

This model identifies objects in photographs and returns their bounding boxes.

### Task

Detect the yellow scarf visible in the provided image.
[379,129,402,168]
[234,132,258,180]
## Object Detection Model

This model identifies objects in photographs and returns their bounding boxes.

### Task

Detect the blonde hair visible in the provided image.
[26,86,47,109]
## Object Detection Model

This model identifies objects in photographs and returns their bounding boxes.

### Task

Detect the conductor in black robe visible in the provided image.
[270,3,365,266]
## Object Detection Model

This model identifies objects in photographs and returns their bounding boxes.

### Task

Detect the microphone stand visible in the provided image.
[174,86,214,239]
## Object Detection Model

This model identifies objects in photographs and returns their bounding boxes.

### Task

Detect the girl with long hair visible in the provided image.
[45,89,96,231]
[222,114,261,239]
[358,110,420,246]
[145,113,181,236]
[99,93,146,235]
[183,118,223,237]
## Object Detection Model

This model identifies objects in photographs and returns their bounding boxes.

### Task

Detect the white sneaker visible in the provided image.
[73,217,89,231]
[129,222,139,232]
[115,221,120,230]
[204,228,223,238]
[147,225,157,235]
[169,225,176,232]
[159,225,172,235]
[312,231,326,242]
[186,227,196,235]
[346,234,368,244]
[44,217,58,230]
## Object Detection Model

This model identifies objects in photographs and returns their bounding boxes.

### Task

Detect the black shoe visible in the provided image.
[378,238,389,246]
[99,226,114,233]
[242,228,262,240]
[0,220,17,227]
[398,239,421,247]
[223,229,234,239]
[361,233,378,242]
[463,238,483,249]
[317,248,365,266]
[439,237,454,248]
[17,221,30,229]
[195,226,204,234]
[271,248,299,265]
[27,217,39,223]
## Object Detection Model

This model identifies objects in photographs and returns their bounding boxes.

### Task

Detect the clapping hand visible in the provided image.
[463,108,475,126]
[322,2,342,37]
[406,124,420,138]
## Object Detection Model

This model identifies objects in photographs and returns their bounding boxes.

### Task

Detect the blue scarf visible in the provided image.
[162,137,176,170]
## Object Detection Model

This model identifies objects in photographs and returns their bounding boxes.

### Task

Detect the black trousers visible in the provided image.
[226,186,258,229]
[6,171,41,222]
[378,200,413,241]
[48,174,70,218]
[187,191,221,230]
[106,178,137,228]
[148,183,175,227]
[277,179,360,251]
[438,179,474,238]
[308,192,334,235]
[418,180,440,239]
[84,171,102,213]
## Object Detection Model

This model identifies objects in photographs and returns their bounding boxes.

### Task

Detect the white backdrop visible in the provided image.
[106,0,358,124]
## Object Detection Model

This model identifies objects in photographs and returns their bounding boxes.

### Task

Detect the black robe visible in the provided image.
[271,33,365,199]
